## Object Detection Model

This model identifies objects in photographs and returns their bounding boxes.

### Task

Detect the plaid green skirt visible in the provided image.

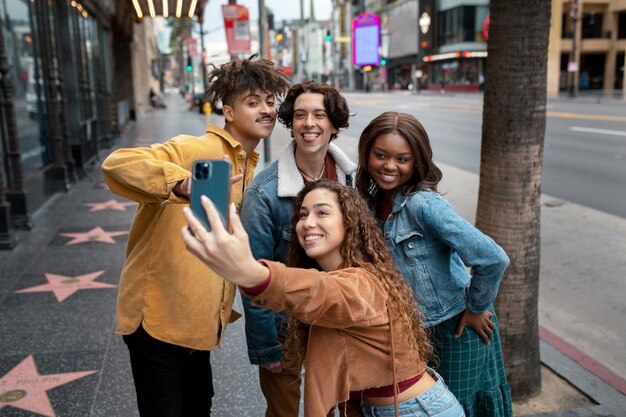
[428,306,512,417]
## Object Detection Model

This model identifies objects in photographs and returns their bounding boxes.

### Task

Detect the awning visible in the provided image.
[131,0,208,20]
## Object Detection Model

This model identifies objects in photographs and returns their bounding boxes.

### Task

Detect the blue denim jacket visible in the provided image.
[239,141,356,365]
[382,190,509,327]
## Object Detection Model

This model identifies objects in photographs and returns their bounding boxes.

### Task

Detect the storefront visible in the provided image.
[418,1,489,91]
[0,0,122,244]
[423,51,487,91]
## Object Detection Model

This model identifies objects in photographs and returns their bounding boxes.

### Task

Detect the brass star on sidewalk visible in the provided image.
[15,271,115,302]
[82,198,136,212]
[58,227,128,245]
[0,355,97,417]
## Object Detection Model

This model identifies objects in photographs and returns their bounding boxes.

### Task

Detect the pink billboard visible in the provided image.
[352,13,380,66]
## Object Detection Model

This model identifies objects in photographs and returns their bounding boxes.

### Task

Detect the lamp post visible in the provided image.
[258,0,267,59]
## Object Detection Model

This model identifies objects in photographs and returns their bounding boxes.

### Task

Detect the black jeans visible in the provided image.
[123,325,214,417]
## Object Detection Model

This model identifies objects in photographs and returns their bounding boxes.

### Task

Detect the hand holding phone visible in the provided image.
[190,160,231,231]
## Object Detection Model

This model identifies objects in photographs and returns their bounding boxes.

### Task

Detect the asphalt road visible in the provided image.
[339,92,626,219]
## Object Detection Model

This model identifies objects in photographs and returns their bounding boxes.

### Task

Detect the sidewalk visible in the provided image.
[0,92,624,416]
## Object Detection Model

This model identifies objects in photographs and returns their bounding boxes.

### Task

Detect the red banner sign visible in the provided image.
[222,4,251,55]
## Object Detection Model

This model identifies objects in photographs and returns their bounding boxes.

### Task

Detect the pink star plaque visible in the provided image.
[58,227,128,245]
[15,271,116,302]
[82,199,136,212]
[0,355,97,416]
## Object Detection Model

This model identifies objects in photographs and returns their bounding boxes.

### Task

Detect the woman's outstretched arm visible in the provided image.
[181,195,269,288]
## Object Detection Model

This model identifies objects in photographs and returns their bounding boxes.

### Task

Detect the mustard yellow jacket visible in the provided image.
[102,125,259,350]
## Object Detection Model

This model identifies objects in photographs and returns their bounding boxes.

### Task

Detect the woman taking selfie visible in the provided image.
[181,180,463,417]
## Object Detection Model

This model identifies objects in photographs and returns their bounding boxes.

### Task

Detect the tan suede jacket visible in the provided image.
[250,261,424,416]
[102,125,259,350]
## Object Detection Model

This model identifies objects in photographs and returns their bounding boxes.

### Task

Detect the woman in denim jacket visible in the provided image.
[239,81,356,417]
[356,112,512,417]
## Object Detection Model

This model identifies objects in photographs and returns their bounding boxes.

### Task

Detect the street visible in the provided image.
[339,92,626,219]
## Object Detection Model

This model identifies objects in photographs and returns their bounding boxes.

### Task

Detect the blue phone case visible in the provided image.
[190,160,231,231]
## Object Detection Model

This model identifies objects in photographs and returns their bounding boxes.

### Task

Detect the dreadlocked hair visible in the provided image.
[285,180,433,366]
[204,54,290,107]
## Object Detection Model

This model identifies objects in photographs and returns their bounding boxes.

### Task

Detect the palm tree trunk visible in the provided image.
[476,0,552,400]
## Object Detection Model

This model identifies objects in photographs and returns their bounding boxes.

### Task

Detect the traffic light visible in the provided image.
[380,57,387,66]
[186,56,193,72]
[325,30,332,42]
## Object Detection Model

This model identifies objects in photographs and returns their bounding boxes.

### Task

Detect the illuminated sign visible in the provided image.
[423,51,488,62]
[419,12,431,34]
[352,13,380,67]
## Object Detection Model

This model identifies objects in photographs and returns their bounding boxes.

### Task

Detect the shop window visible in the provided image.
[618,12,626,39]
[579,53,605,89]
[438,6,478,46]
[581,12,603,39]
[562,13,574,38]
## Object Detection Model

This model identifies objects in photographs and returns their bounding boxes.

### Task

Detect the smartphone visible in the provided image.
[190,160,231,231]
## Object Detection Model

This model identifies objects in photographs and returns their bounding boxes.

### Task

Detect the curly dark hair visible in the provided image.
[277,81,350,141]
[286,180,432,365]
[204,54,290,107]
[356,112,443,208]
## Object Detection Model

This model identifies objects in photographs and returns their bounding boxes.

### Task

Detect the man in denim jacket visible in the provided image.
[239,81,356,417]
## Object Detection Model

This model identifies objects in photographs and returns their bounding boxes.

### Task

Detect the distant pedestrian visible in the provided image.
[356,112,512,417]
[239,81,355,417]
[101,55,289,417]
[149,88,157,108]
[182,180,465,417]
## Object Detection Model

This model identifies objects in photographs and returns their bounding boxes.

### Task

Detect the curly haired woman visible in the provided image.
[182,180,464,417]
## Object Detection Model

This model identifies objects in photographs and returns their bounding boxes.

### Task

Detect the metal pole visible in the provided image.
[199,17,207,92]
[569,0,579,98]
[623,43,626,100]
[258,0,267,59]
[331,0,339,89]
[258,0,271,164]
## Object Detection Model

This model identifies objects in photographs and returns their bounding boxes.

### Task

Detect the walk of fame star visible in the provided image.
[0,355,97,417]
[82,199,136,212]
[14,271,116,302]
[58,226,128,245]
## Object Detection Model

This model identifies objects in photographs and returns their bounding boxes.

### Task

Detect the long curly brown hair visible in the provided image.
[286,180,432,364]
[356,112,443,210]
[204,54,290,107]
[277,81,351,141]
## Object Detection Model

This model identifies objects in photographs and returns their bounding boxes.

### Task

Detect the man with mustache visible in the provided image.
[102,55,289,417]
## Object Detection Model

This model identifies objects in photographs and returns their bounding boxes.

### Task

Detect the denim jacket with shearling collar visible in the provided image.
[382,190,510,327]
[239,140,356,365]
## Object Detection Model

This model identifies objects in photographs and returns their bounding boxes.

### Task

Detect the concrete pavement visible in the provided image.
[0,91,624,416]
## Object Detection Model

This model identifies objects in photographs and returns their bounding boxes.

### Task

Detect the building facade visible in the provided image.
[346,0,489,91]
[547,0,626,97]
[0,0,188,249]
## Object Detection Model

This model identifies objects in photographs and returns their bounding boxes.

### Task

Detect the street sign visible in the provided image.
[568,61,578,72]
[222,4,251,55]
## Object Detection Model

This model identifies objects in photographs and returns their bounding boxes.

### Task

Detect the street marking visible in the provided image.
[569,126,626,137]
[548,112,626,122]
[539,325,626,395]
